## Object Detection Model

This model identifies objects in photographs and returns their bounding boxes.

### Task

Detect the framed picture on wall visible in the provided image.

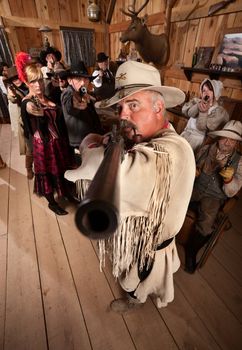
[212,27,242,71]
[194,47,215,69]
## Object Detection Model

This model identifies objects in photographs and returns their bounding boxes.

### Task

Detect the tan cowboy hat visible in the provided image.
[96,61,185,109]
[208,120,242,141]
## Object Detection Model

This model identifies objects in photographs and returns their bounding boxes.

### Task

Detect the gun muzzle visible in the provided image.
[79,86,87,96]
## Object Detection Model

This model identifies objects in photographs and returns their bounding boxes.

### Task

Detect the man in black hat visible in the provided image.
[61,61,103,149]
[39,46,64,80]
[45,68,69,106]
[92,52,115,100]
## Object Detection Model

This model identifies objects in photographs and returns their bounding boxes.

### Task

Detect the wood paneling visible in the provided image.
[1,0,110,65]
[109,0,242,98]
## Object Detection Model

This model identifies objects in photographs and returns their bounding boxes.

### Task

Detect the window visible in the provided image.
[60,27,95,67]
[0,27,13,65]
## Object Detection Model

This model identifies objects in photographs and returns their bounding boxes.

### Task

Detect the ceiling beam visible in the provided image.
[106,0,116,24]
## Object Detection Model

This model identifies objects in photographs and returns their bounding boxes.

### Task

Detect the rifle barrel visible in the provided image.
[75,140,122,240]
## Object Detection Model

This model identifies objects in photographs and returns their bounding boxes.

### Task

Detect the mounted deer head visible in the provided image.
[120,0,171,67]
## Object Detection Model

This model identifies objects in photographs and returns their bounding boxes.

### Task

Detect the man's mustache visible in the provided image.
[120,120,137,132]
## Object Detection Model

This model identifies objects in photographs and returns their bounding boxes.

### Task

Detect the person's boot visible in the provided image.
[25,155,34,179]
[110,295,143,314]
[45,193,68,216]
[184,231,208,274]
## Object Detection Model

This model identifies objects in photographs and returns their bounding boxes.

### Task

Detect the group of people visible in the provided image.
[1,47,241,314]
[0,48,116,214]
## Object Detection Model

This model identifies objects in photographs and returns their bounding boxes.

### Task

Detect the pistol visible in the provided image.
[79,86,87,97]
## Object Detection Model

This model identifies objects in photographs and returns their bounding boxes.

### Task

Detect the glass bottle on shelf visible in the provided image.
[192,47,198,67]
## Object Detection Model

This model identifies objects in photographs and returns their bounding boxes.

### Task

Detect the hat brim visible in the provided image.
[66,71,95,81]
[95,85,185,109]
[97,56,109,62]
[4,75,19,83]
[208,130,242,141]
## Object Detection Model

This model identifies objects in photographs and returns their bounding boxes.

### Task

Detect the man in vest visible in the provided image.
[92,52,115,100]
[185,120,242,273]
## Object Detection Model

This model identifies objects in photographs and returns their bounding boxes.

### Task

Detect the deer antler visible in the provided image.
[120,0,150,18]
[134,0,150,16]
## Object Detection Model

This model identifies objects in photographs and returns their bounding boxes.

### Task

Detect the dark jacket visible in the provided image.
[61,85,102,147]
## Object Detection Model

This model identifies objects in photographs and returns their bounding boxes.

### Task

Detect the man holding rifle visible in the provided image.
[65,61,195,312]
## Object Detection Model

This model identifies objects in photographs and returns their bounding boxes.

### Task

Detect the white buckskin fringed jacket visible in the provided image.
[65,126,196,307]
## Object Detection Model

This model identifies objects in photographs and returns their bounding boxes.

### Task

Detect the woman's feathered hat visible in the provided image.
[15,52,32,83]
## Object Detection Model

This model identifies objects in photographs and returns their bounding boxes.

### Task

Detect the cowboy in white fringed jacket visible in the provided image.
[65,61,196,313]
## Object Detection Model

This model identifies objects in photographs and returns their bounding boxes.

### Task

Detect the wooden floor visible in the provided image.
[0,123,242,350]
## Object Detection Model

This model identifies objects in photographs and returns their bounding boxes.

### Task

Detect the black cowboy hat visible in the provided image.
[66,61,94,80]
[96,52,109,63]
[4,66,18,83]
[39,46,62,65]
[54,68,68,80]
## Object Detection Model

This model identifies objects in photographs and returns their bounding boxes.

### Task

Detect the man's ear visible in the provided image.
[154,100,164,115]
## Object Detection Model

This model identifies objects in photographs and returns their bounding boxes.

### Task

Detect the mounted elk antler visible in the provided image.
[120,0,175,67]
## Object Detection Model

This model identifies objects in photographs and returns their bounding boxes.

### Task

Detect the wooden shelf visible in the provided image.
[182,67,242,82]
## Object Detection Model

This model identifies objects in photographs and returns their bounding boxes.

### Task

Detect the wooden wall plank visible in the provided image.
[46,0,60,22]
[0,0,12,16]
[23,0,38,18]
[4,135,47,350]
[14,27,42,54]
[8,0,24,17]
[233,9,242,27]
[80,0,88,24]
[182,19,199,67]
[69,0,79,23]
[35,0,50,21]
[59,0,72,23]
[171,1,242,22]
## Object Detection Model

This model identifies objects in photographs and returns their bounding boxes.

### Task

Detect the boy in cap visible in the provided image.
[185,120,242,273]
[65,61,195,312]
